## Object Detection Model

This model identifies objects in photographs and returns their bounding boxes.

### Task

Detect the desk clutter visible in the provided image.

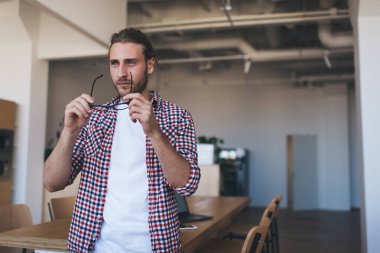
[195,148,249,197]
[219,148,249,196]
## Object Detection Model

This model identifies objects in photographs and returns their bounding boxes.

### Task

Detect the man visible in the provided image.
[44,28,200,253]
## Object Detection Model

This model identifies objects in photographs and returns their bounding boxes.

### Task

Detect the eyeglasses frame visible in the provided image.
[89,72,133,111]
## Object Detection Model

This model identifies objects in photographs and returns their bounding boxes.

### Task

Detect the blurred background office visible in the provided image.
[0,0,379,252]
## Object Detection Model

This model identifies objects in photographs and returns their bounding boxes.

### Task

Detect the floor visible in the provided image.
[216,207,361,253]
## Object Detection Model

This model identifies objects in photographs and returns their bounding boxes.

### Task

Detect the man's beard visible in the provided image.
[115,67,148,96]
[132,67,148,94]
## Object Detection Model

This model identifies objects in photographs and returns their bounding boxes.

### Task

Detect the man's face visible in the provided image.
[109,42,154,97]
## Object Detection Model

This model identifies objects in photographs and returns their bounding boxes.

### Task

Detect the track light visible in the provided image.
[323,50,332,68]
[244,59,252,74]
[198,61,213,71]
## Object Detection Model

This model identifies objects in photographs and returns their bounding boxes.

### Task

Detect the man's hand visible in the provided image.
[123,92,191,188]
[44,93,93,192]
[64,94,94,134]
[123,93,160,137]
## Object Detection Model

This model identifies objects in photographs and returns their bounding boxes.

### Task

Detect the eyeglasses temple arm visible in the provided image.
[90,74,104,97]
[130,72,133,94]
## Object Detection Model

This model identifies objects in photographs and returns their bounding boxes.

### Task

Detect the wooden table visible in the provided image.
[180,196,250,253]
[0,196,250,252]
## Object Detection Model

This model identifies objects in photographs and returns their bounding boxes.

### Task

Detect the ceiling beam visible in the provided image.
[132,8,350,33]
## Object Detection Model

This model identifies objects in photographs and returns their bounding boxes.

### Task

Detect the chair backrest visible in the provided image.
[269,194,283,253]
[273,194,283,204]
[0,204,33,253]
[0,204,33,232]
[49,195,76,220]
[260,202,276,226]
[241,225,269,253]
[271,194,283,217]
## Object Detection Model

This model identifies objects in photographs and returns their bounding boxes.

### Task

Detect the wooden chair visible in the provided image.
[223,195,282,253]
[241,225,270,253]
[272,194,283,207]
[196,224,269,253]
[256,196,282,253]
[261,202,277,253]
[196,202,275,253]
[48,196,76,220]
[269,195,282,253]
[0,204,33,253]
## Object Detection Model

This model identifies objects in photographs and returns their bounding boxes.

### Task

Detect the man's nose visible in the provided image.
[117,64,129,78]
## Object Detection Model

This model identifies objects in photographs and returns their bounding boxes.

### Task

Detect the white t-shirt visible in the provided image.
[94,107,152,252]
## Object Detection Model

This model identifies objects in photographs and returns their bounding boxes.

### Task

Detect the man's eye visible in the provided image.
[126,59,137,65]
[110,60,119,66]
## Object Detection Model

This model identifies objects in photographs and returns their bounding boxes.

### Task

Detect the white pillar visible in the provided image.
[0,0,48,222]
[355,0,380,252]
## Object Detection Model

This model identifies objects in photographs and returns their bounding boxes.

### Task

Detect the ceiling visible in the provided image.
[127,0,354,85]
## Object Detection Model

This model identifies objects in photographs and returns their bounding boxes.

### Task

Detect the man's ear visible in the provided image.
[147,57,156,74]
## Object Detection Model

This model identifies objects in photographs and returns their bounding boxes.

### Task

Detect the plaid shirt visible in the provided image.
[66,91,200,253]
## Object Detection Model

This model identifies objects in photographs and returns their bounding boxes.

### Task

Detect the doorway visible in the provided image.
[287,135,319,210]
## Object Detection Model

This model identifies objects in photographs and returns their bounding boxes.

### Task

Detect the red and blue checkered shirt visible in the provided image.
[66,91,200,252]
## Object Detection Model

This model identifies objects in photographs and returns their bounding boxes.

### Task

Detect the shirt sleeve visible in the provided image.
[171,110,200,196]
[67,126,87,185]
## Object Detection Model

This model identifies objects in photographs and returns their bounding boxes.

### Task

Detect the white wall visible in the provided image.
[36,0,126,45]
[356,0,380,252]
[0,0,48,223]
[46,59,352,211]
[0,0,127,222]
[156,65,350,210]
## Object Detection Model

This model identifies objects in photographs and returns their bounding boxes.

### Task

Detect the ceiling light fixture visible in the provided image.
[199,61,213,71]
[323,50,332,68]
[219,0,234,27]
[244,58,252,74]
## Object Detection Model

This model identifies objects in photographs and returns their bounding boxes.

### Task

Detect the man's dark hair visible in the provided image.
[109,28,156,61]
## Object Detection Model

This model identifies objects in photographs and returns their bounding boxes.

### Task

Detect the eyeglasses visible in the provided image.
[89,73,133,111]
